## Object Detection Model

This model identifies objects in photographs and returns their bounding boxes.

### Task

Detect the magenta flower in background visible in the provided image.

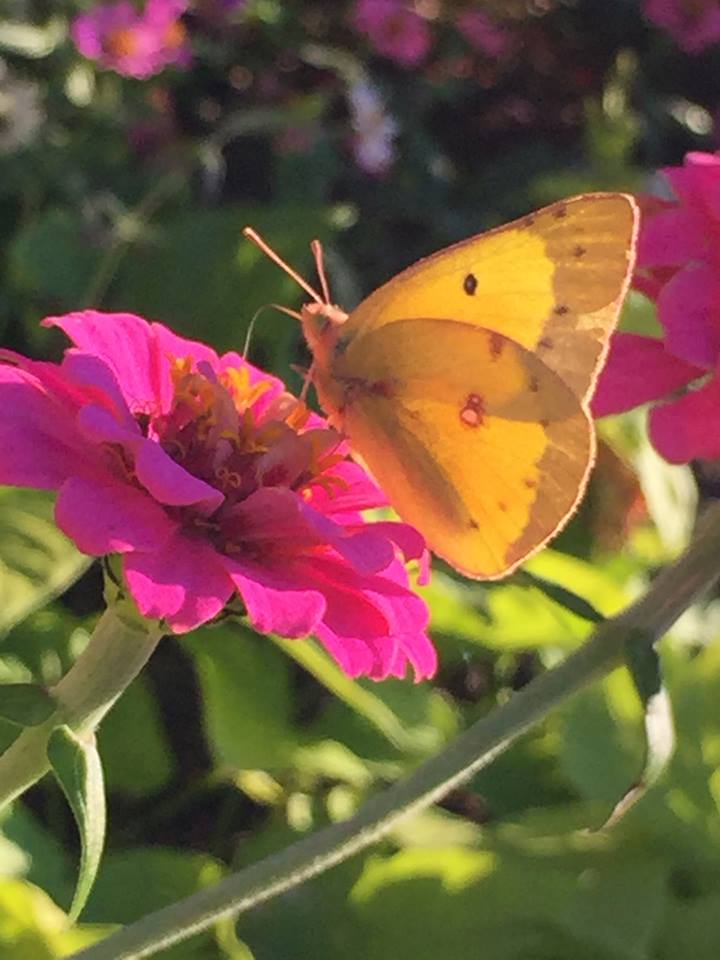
[455,10,514,59]
[72,0,192,79]
[643,0,720,53]
[593,151,720,463]
[0,311,436,681]
[351,0,433,67]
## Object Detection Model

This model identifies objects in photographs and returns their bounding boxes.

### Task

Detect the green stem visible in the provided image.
[0,607,164,809]
[71,501,720,960]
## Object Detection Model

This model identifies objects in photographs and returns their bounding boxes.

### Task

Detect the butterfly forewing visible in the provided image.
[341,193,638,401]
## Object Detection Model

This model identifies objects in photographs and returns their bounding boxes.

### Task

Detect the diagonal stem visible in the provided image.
[70,500,720,960]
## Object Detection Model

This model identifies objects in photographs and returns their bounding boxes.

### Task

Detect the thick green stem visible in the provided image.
[70,501,720,960]
[0,607,164,809]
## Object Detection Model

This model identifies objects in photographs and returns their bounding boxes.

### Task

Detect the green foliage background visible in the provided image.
[1,1,720,956]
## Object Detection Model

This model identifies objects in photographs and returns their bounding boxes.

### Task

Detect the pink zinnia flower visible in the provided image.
[0,311,436,681]
[351,0,433,67]
[643,0,720,54]
[593,151,720,463]
[455,10,514,59]
[72,0,192,80]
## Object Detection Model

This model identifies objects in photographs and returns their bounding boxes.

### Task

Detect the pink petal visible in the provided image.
[224,558,326,637]
[637,207,711,269]
[62,351,137,428]
[77,404,141,445]
[0,366,89,489]
[592,333,702,416]
[649,378,720,463]
[56,475,176,555]
[43,312,166,414]
[124,531,233,632]
[657,264,720,367]
[134,440,224,511]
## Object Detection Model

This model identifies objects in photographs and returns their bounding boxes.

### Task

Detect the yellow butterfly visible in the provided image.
[244,193,638,579]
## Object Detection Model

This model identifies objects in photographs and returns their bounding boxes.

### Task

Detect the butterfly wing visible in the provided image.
[327,318,592,578]
[340,193,638,400]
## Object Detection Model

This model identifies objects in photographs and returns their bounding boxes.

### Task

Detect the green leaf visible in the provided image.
[97,675,174,798]
[83,848,226,959]
[0,683,55,726]
[47,726,106,924]
[518,571,606,624]
[0,488,90,638]
[183,625,299,771]
[0,879,111,957]
[272,633,415,752]
[112,204,335,361]
[8,208,103,308]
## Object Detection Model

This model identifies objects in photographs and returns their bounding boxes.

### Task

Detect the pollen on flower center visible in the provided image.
[105,27,140,57]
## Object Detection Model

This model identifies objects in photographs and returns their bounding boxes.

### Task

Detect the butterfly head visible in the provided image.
[242,226,348,367]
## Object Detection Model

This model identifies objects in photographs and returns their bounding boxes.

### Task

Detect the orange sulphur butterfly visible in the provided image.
[244,192,638,579]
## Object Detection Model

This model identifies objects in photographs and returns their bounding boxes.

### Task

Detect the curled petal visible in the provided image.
[225,558,326,637]
[44,312,164,414]
[56,475,176,555]
[124,531,233,632]
[134,440,224,511]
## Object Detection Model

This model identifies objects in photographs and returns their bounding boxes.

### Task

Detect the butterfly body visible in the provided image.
[252,192,639,579]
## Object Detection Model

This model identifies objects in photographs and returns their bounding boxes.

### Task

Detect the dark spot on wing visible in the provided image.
[498,501,508,513]
[573,244,587,259]
[463,273,478,296]
[538,336,554,349]
[469,518,480,529]
[460,393,485,428]
[524,478,537,489]
[489,332,504,359]
[553,204,567,219]
[553,304,569,315]
[529,376,539,393]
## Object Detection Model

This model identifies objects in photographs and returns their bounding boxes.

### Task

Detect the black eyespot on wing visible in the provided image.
[463,273,478,296]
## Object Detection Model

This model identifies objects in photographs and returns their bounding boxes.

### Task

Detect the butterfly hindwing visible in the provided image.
[327,319,592,578]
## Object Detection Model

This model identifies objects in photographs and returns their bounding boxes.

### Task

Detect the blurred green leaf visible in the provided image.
[0,805,71,906]
[47,726,106,923]
[0,683,54,726]
[183,625,299,771]
[0,489,90,638]
[272,633,416,752]
[111,204,335,364]
[8,208,103,309]
[84,848,226,959]
[97,674,174,798]
[0,879,110,957]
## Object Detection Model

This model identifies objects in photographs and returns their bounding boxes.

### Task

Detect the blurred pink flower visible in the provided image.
[351,0,433,67]
[0,311,435,681]
[455,10,514,59]
[593,151,720,463]
[348,80,398,175]
[643,0,720,53]
[72,0,192,79]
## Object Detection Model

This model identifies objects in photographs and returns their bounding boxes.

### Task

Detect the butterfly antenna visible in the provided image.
[311,239,331,305]
[242,306,264,359]
[243,227,324,306]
